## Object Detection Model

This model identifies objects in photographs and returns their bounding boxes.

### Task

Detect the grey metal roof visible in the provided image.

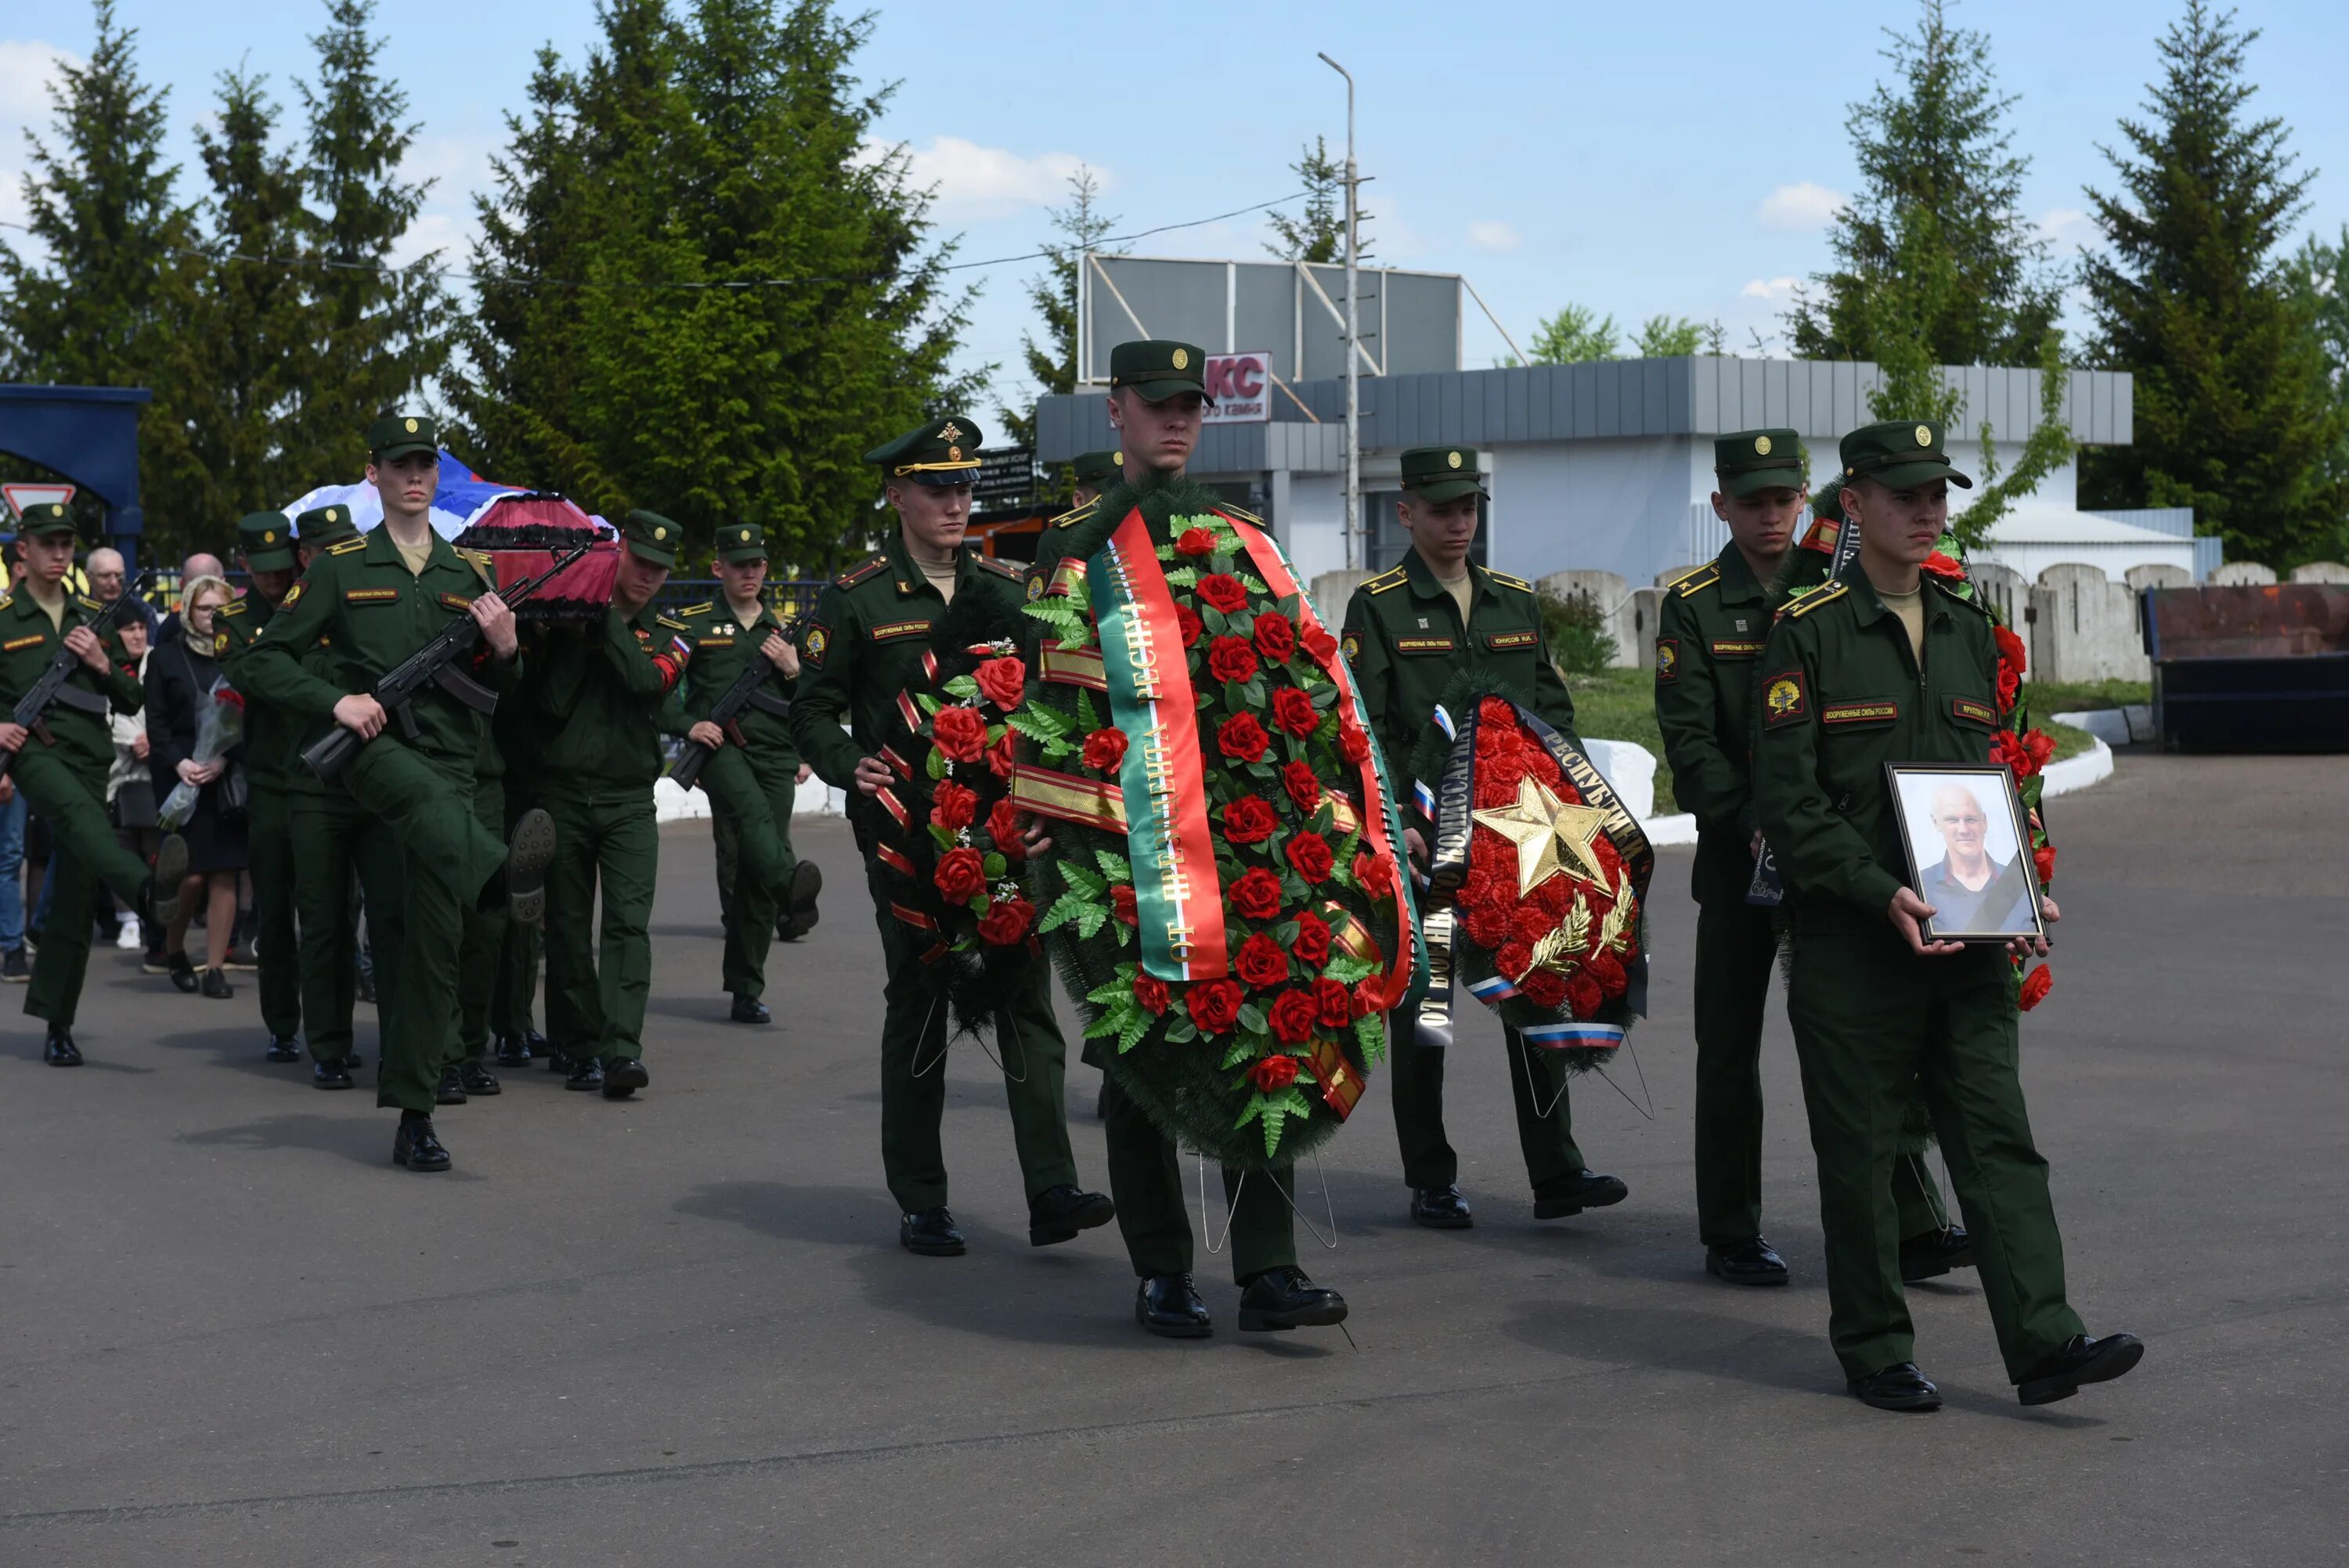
[1036,356,2133,464]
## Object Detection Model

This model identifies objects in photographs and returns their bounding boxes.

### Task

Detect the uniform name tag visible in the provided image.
[438,593,474,611]
[1483,630,1539,651]
[2,634,45,652]
[345,588,401,605]
[698,637,734,648]
[1395,636,1455,654]
[870,619,932,643]
[1709,639,1765,658]
[1821,699,1900,725]
[1950,696,1997,727]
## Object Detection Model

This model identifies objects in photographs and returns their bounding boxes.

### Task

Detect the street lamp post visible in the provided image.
[1318,51,1360,572]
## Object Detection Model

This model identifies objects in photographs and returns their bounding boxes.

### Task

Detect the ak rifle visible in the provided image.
[668,615,796,793]
[0,570,156,782]
[301,545,590,783]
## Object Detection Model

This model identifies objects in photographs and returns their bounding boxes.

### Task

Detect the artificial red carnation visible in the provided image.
[1291,910,1332,965]
[1567,972,1604,1018]
[1281,759,1321,812]
[933,846,986,906]
[1478,697,1516,726]
[1463,902,1513,948]
[1272,687,1319,737]
[1312,976,1352,1029]
[1133,971,1168,1015]
[931,705,987,762]
[1267,990,1319,1045]
[974,655,1026,710]
[931,778,979,831]
[1221,795,1278,845]
[1520,969,1567,1009]
[1112,883,1138,925]
[1921,551,1966,580]
[2032,841,2056,887]
[1535,875,1572,917]
[1254,612,1295,663]
[987,799,1027,860]
[1207,636,1259,684]
[1354,850,1394,898]
[1229,867,1285,922]
[1285,832,1334,883]
[1250,1051,1302,1090]
[1337,721,1370,764]
[976,896,1034,946]
[1495,940,1534,981]
[1301,625,1339,664]
[1523,748,1561,787]
[1218,712,1270,763]
[1511,904,1553,943]
[2019,964,2054,1011]
[1176,527,1218,557]
[1195,573,1248,612]
[1586,947,1627,1000]
[1459,868,1499,911]
[1176,605,1203,647]
[1186,979,1243,1034]
[1082,726,1128,771]
[1485,750,1530,791]
[1477,722,1522,759]
[1235,932,1290,989]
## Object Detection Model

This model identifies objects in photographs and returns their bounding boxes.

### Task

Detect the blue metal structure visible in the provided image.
[0,384,152,562]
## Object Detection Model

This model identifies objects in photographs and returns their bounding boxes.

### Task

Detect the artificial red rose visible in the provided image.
[1250,1051,1302,1090]
[1229,867,1285,922]
[1175,605,1204,647]
[1566,972,1604,1018]
[1254,611,1296,663]
[2032,841,2056,887]
[987,799,1027,861]
[1217,712,1270,763]
[1521,969,1568,1009]
[2019,964,2054,1011]
[931,705,987,762]
[1235,932,1290,989]
[974,655,1026,710]
[987,730,1017,780]
[1495,939,1534,981]
[1312,976,1353,1029]
[1133,971,1169,1015]
[1221,795,1278,845]
[1354,850,1394,899]
[1272,686,1319,737]
[1352,977,1386,1018]
[1207,636,1259,684]
[1921,550,1966,580]
[1176,526,1218,557]
[1185,978,1243,1034]
[1266,991,1319,1045]
[1281,759,1321,812]
[1337,721,1370,764]
[931,779,979,831]
[1195,573,1248,613]
[2022,728,2055,768]
[1463,902,1512,949]
[1291,909,1332,966]
[1992,727,2054,780]
[1301,625,1338,664]
[933,846,987,906]
[976,896,1034,946]
[1082,726,1128,771]
[1511,903,1553,943]
[1586,947,1627,1000]
[1995,624,2028,679]
[1285,831,1334,883]
[1112,883,1138,925]
[1997,663,2022,713]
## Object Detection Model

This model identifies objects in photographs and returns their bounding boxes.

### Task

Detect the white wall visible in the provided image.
[1488,437,1709,587]
[1279,472,1346,584]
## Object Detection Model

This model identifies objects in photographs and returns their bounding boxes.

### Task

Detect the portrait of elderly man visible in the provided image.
[1914,778,2037,937]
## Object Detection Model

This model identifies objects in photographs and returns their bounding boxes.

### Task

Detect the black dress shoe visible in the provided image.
[523,1029,549,1055]
[785,860,821,937]
[546,1046,572,1072]
[168,951,200,994]
[505,808,556,926]
[601,1058,648,1099]
[900,1208,966,1256]
[1533,1169,1629,1218]
[565,1058,605,1092]
[1409,1184,1475,1229]
[2017,1332,2145,1407]
[1706,1238,1791,1285]
[42,1026,81,1067]
[1236,1265,1348,1332]
[392,1116,452,1172]
[1136,1273,1212,1338]
[493,1033,533,1067]
[147,834,189,926]
[1900,1224,1977,1282]
[1,946,28,982]
[1028,1184,1116,1245]
[1849,1362,1942,1412]
[436,1067,467,1105]
[200,967,233,1000]
[730,994,771,1025]
[314,1060,354,1090]
[265,1034,303,1063]
[457,1060,501,1096]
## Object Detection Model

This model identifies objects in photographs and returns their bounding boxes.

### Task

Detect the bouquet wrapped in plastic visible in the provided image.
[157,677,244,831]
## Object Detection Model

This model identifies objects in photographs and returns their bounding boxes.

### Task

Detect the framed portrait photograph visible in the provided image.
[1885,762,2047,943]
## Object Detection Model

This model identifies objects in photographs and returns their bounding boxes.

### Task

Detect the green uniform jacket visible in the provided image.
[678,594,799,769]
[529,604,691,791]
[1652,544,1828,902]
[236,529,513,773]
[1340,547,1581,773]
[1752,568,2008,929]
[0,587,143,771]
[789,528,1027,835]
[213,593,304,789]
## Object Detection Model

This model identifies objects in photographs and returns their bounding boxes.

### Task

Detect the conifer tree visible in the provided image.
[1000,165,1117,452]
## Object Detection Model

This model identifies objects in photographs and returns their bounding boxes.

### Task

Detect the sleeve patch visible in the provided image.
[281,583,305,607]
[1821,698,1900,726]
[1340,630,1362,662]
[1762,669,1809,727]
[1654,637,1679,681]
[800,623,830,666]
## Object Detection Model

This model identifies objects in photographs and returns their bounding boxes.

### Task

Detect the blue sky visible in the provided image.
[8,0,2349,422]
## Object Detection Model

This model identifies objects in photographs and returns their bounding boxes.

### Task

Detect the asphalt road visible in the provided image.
[2,752,2344,1567]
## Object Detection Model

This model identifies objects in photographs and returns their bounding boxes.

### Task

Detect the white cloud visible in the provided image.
[1467,219,1520,252]
[1756,180,1845,232]
[2038,206,2096,254]
[864,136,1103,225]
[1741,276,1803,301]
[0,40,84,241]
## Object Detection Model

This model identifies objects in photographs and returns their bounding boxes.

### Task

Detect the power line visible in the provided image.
[0,192,1304,294]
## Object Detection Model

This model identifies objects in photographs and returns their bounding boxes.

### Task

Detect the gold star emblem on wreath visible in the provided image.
[1473,775,1614,898]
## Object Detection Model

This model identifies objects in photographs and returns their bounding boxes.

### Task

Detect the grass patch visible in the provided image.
[1568,668,1676,814]
[2025,678,2150,715]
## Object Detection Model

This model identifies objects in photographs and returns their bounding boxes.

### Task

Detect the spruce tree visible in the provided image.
[2081,1,2347,567]
[1265,137,1368,265]
[1000,166,1117,451]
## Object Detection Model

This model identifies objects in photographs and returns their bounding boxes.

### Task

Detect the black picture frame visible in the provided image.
[1883,762,2046,943]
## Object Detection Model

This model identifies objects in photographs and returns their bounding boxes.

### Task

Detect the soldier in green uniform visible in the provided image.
[239,415,554,1172]
[1067,448,1121,510]
[0,503,186,1065]
[490,625,549,1071]
[215,512,305,1063]
[791,415,1111,1259]
[1655,431,1968,1287]
[444,721,512,1102]
[1753,419,2142,1411]
[1340,447,1628,1232]
[534,510,690,1099]
[677,522,819,1025]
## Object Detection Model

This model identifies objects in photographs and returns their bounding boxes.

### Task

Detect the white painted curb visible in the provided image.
[654,775,848,825]
[2040,734,2114,799]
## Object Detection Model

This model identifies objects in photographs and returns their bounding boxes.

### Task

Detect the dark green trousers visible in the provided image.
[247,781,302,1040]
[288,788,367,1065]
[1694,896,1948,1248]
[706,744,797,1000]
[343,735,506,909]
[1387,1018,1587,1198]
[1788,924,2086,1382]
[1099,1076,1297,1282]
[456,775,508,1062]
[543,788,657,1065]
[340,745,473,1115]
[868,876,1077,1212]
[490,786,542,1040]
[16,747,151,1028]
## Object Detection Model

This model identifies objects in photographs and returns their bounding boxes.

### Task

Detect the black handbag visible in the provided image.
[113,779,159,831]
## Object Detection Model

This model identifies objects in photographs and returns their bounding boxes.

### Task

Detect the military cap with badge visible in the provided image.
[1713,427,1805,498]
[621,509,682,568]
[1070,449,1124,489]
[1841,419,1972,491]
[1110,339,1214,406]
[367,413,441,462]
[716,522,768,564]
[238,510,298,573]
[1399,445,1488,504]
[13,499,79,538]
[865,416,983,487]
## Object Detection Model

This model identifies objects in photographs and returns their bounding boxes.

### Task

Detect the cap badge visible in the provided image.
[1914,424,1932,447]
[1755,435,1773,456]
[1171,348,1189,369]
[939,421,963,443]
[653,525,667,541]
[1447,451,1463,469]
[263,530,276,543]
[1111,449,1122,465]
[404,417,418,434]
[947,446,962,462]
[328,509,341,522]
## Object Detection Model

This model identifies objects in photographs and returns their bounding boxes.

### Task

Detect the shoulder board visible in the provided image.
[1930,577,1994,616]
[677,602,714,618]
[1667,563,1720,597]
[1781,579,1849,619]
[1047,499,1099,530]
[457,547,492,566]
[1364,567,1409,595]
[0,594,13,611]
[218,600,248,618]
[78,595,101,612]
[972,555,1023,581]
[1218,503,1266,527]
[835,555,888,589]
[1481,568,1533,593]
[327,537,368,556]
[655,615,691,633]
